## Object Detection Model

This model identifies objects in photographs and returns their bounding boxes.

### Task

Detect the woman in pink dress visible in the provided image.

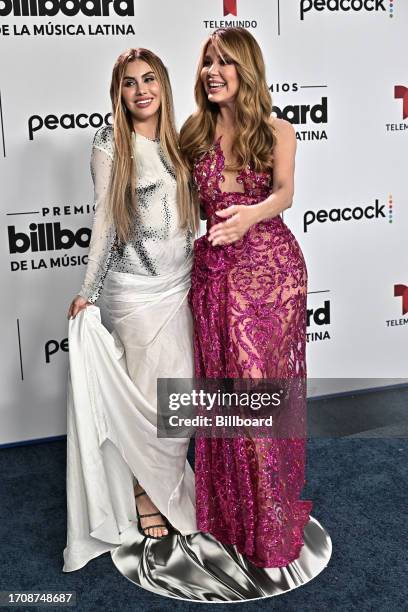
[180,27,313,568]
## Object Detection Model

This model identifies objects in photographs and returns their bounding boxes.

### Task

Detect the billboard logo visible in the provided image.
[223,0,237,15]
[394,285,408,315]
[8,223,91,254]
[307,300,331,326]
[273,97,328,125]
[394,85,408,120]
[271,83,329,142]
[307,298,331,342]
[0,0,134,17]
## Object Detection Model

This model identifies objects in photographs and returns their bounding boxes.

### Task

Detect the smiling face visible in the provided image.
[200,43,240,107]
[121,59,161,122]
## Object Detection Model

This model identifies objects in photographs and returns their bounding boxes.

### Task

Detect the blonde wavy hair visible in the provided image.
[109,48,197,243]
[179,28,276,173]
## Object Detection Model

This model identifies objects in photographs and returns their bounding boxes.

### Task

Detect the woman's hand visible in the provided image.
[208,204,260,246]
[67,295,92,320]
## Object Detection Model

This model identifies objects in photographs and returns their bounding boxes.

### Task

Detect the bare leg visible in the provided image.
[134,482,168,538]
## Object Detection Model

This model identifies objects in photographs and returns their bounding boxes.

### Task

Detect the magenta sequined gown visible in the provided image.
[189,138,313,568]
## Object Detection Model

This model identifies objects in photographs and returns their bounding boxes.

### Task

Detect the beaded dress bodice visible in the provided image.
[78,126,192,303]
[193,136,275,223]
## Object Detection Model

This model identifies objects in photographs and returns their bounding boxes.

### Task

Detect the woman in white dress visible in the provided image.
[63,48,198,572]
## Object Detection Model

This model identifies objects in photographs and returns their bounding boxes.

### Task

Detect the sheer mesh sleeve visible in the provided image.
[78,130,116,303]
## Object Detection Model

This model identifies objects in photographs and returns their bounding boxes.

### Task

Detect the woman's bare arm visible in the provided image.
[207,118,297,246]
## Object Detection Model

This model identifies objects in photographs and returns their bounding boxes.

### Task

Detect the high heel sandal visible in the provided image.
[134,490,169,540]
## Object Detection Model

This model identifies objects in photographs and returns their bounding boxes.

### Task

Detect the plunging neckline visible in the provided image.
[213,136,247,196]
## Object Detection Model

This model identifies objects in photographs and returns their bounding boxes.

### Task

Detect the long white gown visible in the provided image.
[63,126,197,573]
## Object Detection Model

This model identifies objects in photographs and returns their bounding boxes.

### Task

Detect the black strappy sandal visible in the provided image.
[134,489,169,540]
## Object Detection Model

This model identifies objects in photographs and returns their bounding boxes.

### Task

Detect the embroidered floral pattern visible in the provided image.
[189,140,313,568]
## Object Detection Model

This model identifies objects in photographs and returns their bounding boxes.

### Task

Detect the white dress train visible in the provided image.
[63,126,197,572]
[63,268,197,572]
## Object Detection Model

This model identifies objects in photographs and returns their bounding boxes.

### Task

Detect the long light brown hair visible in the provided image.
[109,48,197,242]
[179,28,276,173]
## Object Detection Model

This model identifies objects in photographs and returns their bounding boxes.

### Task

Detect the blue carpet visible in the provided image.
[0,434,407,610]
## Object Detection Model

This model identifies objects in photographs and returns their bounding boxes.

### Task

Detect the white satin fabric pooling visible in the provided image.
[62,262,197,573]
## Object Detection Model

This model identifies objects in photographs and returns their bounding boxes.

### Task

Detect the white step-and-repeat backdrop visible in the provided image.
[1,0,407,444]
